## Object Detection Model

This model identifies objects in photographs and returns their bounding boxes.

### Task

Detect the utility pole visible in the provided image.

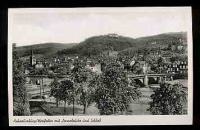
[73,95,75,116]
[42,77,44,95]
[72,81,75,116]
[40,78,42,99]
[39,76,44,99]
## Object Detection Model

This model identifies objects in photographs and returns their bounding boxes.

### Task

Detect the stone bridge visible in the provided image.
[128,73,175,87]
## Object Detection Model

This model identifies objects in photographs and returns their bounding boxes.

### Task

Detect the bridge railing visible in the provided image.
[127,73,176,78]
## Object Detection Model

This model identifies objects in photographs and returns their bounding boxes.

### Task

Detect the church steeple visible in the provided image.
[30,49,36,66]
[31,49,33,57]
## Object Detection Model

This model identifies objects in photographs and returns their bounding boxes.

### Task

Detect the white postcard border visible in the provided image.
[8,7,193,126]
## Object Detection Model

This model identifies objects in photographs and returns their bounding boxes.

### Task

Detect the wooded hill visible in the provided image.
[15,32,187,57]
[58,32,187,56]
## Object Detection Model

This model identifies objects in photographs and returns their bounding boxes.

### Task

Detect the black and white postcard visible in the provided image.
[8,7,193,126]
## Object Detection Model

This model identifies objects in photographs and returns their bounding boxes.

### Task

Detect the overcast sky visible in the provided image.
[8,7,191,46]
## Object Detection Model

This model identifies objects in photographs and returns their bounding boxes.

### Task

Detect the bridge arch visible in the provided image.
[132,79,145,87]
[31,95,46,100]
[148,77,159,84]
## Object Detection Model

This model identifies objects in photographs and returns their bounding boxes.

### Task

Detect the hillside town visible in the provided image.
[12,34,188,116]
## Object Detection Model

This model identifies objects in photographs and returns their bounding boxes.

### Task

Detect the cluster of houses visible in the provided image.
[24,50,102,75]
[24,45,188,86]
[167,61,188,74]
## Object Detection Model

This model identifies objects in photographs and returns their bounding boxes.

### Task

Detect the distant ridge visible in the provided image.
[15,42,78,57]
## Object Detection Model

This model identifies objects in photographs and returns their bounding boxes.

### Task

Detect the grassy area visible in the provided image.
[41,102,100,116]
[41,103,83,115]
[126,103,151,115]
[126,87,153,115]
[166,79,188,88]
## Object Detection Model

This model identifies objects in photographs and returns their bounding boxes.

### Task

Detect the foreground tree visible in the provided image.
[50,77,60,107]
[93,60,141,115]
[13,45,31,116]
[59,80,74,114]
[72,59,96,114]
[76,81,95,114]
[148,83,187,115]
